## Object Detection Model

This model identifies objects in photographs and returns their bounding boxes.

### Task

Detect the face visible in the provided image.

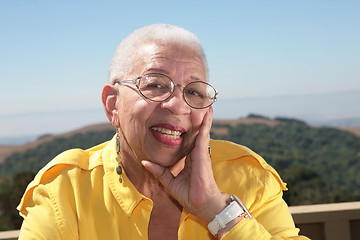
[114,42,209,167]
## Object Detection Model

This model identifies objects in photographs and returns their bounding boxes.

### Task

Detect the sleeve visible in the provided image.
[18,184,63,240]
[222,169,310,240]
[17,168,79,240]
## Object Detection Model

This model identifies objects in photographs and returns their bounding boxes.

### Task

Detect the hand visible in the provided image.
[142,107,230,222]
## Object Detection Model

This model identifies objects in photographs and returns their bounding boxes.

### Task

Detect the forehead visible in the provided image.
[133,42,206,78]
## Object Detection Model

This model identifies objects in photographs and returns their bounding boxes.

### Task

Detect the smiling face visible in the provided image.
[114,41,209,167]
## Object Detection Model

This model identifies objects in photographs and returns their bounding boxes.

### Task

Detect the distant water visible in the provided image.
[1,90,359,145]
[0,135,38,145]
[213,90,360,126]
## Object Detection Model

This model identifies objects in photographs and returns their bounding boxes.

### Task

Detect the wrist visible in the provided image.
[217,215,244,239]
[201,192,230,223]
[207,195,252,236]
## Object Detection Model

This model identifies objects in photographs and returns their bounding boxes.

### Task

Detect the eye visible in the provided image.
[185,88,204,98]
[144,82,171,92]
[140,75,172,93]
[187,89,200,96]
[147,83,166,89]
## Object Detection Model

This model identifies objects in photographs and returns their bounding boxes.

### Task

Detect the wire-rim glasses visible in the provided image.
[114,73,218,109]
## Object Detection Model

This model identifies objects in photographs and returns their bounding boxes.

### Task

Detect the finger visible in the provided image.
[203,106,213,136]
[141,160,175,189]
[195,107,213,150]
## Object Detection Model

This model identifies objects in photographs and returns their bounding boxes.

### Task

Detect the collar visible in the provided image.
[102,134,148,217]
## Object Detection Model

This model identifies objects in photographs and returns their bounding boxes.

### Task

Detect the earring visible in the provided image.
[208,144,211,155]
[115,131,123,183]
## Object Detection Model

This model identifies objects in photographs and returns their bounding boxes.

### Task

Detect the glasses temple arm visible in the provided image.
[114,79,137,85]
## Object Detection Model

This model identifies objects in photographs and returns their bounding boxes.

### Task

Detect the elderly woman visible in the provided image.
[18,24,309,239]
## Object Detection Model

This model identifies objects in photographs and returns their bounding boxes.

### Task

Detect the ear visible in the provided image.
[102,84,120,127]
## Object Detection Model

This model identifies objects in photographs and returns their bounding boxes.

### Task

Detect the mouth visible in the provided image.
[151,127,183,139]
[150,124,186,146]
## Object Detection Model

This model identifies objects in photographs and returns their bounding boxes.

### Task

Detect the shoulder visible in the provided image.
[210,139,274,170]
[210,139,287,191]
[17,139,111,213]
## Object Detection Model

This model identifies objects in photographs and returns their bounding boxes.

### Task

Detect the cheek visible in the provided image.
[118,99,151,128]
[190,110,207,133]
[116,90,147,128]
[118,87,150,115]
[194,109,207,124]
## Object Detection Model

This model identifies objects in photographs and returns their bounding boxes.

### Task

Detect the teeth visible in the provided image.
[151,127,182,139]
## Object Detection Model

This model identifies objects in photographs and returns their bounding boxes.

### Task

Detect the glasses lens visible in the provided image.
[184,82,217,108]
[138,74,173,101]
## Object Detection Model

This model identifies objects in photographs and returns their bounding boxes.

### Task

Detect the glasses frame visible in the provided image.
[114,73,218,109]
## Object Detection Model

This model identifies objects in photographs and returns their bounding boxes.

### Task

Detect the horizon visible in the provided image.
[1,1,359,138]
[1,90,360,143]
[1,110,359,146]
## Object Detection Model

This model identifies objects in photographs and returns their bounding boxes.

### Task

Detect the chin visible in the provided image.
[155,158,180,168]
[148,152,184,168]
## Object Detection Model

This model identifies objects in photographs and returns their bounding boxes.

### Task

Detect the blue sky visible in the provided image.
[1,0,359,138]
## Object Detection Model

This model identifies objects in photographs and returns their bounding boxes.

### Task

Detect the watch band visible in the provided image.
[230,195,252,219]
[207,195,252,236]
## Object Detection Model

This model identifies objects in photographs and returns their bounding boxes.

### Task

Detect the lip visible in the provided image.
[150,123,186,146]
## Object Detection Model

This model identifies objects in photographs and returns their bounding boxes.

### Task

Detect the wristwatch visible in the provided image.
[207,195,252,236]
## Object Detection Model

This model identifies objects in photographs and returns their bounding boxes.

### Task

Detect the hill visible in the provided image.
[0,123,115,164]
[340,126,360,137]
[0,118,277,164]
[1,116,359,165]
[1,116,360,230]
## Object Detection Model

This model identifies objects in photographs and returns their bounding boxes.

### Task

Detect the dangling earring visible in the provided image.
[208,144,211,155]
[115,130,123,183]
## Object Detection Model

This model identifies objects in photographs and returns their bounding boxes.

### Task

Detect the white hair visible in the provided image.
[108,24,208,84]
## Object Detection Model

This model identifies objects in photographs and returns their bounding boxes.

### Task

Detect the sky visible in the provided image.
[1,0,359,139]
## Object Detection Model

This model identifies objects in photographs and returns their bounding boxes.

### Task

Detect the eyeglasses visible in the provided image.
[114,73,218,109]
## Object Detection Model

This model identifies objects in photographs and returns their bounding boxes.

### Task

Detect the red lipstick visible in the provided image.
[150,123,186,146]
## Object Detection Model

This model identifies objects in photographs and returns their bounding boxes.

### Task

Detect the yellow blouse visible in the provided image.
[18,135,309,239]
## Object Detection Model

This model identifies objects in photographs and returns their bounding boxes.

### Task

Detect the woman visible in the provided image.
[18,24,309,239]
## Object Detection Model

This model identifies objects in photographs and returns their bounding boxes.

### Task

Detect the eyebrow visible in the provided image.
[190,75,202,81]
[145,68,204,82]
[145,68,169,75]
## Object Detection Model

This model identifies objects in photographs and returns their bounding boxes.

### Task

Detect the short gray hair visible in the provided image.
[109,24,208,84]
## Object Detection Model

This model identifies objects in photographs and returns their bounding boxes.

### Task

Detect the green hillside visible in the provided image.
[0,129,116,230]
[211,117,360,206]
[1,117,359,230]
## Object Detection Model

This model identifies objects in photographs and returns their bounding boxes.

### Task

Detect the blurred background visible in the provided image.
[1,0,359,142]
[0,1,360,237]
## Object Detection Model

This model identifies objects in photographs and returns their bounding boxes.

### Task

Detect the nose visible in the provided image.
[160,84,191,115]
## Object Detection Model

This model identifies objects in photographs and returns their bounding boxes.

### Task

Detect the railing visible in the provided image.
[1,201,359,240]
[0,230,19,240]
[290,201,360,240]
